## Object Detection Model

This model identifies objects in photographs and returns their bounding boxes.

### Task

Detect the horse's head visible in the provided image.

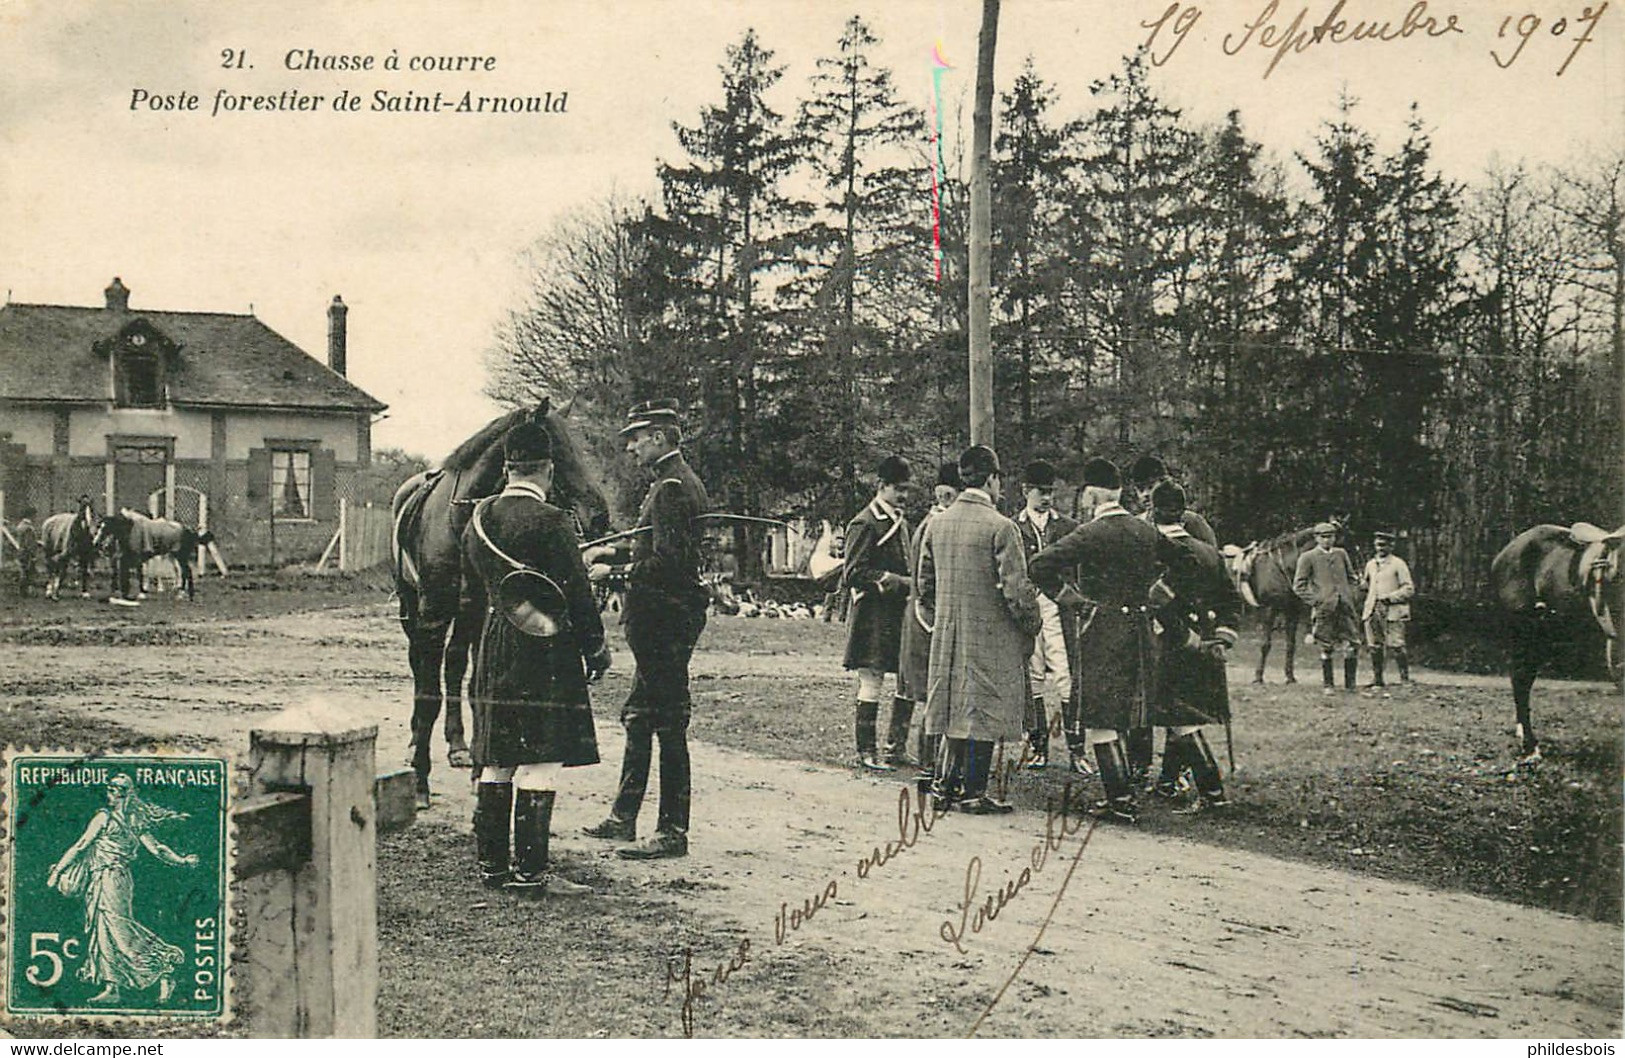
[1580,525,1625,680]
[92,510,130,554]
[444,399,609,539]
[1220,542,1259,607]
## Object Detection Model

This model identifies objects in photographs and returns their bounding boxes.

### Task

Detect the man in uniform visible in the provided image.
[899,461,960,779]
[583,399,710,860]
[461,421,611,894]
[1030,457,1162,823]
[1361,529,1415,688]
[842,455,914,771]
[1294,521,1363,695]
[1147,480,1242,814]
[918,445,1041,813]
[1012,460,1078,771]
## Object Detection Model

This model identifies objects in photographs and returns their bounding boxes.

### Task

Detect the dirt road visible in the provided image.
[3,600,1618,1037]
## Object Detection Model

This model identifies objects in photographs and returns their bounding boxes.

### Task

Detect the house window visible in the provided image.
[270,449,312,519]
[116,345,163,407]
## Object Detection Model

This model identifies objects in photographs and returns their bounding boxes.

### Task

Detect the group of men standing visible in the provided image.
[459,398,708,898]
[841,448,1242,822]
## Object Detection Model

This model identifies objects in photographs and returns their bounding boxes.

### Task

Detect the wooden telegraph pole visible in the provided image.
[968,0,1000,448]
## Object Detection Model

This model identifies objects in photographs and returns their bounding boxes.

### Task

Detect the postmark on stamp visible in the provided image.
[4,750,230,1022]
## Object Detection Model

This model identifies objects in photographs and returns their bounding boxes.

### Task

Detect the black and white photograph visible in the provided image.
[0,0,1621,1041]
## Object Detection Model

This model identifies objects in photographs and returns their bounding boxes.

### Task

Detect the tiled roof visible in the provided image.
[0,302,386,413]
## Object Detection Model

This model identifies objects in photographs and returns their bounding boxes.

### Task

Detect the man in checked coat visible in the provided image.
[842,455,914,771]
[898,460,961,778]
[461,420,611,894]
[1030,457,1162,823]
[918,445,1041,814]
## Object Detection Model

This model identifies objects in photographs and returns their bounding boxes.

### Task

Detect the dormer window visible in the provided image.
[114,334,165,407]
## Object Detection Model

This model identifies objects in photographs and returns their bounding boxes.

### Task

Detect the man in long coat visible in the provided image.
[1030,457,1161,823]
[584,399,710,860]
[461,420,611,893]
[918,445,1041,814]
[1294,521,1363,695]
[898,461,960,775]
[1147,480,1242,814]
[1013,459,1079,771]
[842,455,914,771]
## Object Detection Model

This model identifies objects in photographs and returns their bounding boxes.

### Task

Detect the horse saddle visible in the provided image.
[495,568,570,639]
[1568,522,1625,547]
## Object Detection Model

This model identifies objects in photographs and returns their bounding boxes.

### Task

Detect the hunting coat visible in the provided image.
[461,481,604,769]
[1014,508,1080,589]
[918,489,1040,741]
[1150,525,1243,727]
[1140,507,1218,548]
[898,504,948,703]
[1361,553,1415,622]
[842,496,912,672]
[1029,502,1162,733]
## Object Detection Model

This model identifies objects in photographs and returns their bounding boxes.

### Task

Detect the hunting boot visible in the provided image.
[856,700,893,771]
[1152,734,1189,800]
[1344,656,1359,691]
[959,740,1013,815]
[883,696,917,766]
[1026,698,1050,769]
[1367,647,1386,688]
[1321,656,1335,697]
[917,733,943,795]
[1395,649,1412,683]
[474,780,513,889]
[1172,731,1231,815]
[1090,740,1137,823]
[931,738,967,812]
[511,790,592,895]
[1126,726,1154,788]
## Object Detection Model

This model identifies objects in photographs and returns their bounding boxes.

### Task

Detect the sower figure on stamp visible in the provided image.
[1361,529,1415,688]
[1030,457,1162,824]
[918,445,1041,814]
[1294,521,1363,696]
[462,420,610,894]
[842,455,915,771]
[583,399,710,860]
[1147,480,1242,814]
[900,460,961,790]
[1013,460,1079,772]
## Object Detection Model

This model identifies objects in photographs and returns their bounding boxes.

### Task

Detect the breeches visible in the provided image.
[1311,604,1361,652]
[1364,610,1407,648]
[1027,594,1069,700]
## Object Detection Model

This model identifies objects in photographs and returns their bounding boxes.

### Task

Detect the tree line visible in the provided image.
[485,18,1624,597]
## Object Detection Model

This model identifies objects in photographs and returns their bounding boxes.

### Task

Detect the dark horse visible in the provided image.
[1491,522,1624,763]
[391,400,607,808]
[1221,519,1351,684]
[94,509,215,602]
[39,497,100,600]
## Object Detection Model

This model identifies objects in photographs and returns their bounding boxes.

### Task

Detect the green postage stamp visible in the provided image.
[4,750,230,1022]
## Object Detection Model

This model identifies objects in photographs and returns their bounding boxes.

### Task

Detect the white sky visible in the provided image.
[2,0,1620,460]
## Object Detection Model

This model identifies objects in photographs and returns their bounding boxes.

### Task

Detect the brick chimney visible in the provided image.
[105,277,130,312]
[327,295,348,376]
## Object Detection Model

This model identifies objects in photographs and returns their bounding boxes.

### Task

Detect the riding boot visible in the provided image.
[1091,740,1136,823]
[960,740,1013,814]
[1395,649,1411,683]
[1344,656,1359,690]
[1321,656,1335,695]
[508,789,554,890]
[932,738,966,809]
[1126,726,1153,786]
[856,700,892,771]
[884,697,917,766]
[474,781,513,889]
[917,733,943,795]
[1153,733,1189,799]
[1368,647,1386,687]
[1173,731,1230,814]
[1026,698,1049,768]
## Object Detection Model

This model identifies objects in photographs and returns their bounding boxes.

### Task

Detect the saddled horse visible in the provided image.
[1221,518,1350,684]
[94,509,215,602]
[1491,522,1624,763]
[391,400,607,808]
[39,498,100,600]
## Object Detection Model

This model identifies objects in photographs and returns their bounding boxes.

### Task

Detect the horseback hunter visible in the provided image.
[460,420,610,894]
[842,455,915,772]
[583,399,710,860]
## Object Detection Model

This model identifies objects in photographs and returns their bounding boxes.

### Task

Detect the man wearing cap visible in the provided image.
[461,420,612,894]
[918,445,1041,813]
[1361,530,1415,688]
[899,461,961,779]
[1030,457,1162,823]
[583,400,710,860]
[842,455,915,771]
[1293,522,1363,695]
[1128,454,1217,547]
[1013,459,1079,771]
[1147,480,1243,813]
